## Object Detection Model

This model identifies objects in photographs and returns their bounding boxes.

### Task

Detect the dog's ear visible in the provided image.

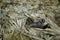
[26,17,34,25]
[59,0,60,4]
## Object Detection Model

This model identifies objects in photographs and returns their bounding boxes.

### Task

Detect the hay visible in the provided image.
[0,0,60,40]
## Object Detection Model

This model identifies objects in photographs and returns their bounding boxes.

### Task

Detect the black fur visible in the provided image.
[26,17,34,25]
[26,17,51,29]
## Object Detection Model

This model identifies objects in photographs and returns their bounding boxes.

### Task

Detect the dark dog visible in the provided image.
[26,17,51,29]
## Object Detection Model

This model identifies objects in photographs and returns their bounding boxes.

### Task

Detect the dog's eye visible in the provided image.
[39,19,45,23]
